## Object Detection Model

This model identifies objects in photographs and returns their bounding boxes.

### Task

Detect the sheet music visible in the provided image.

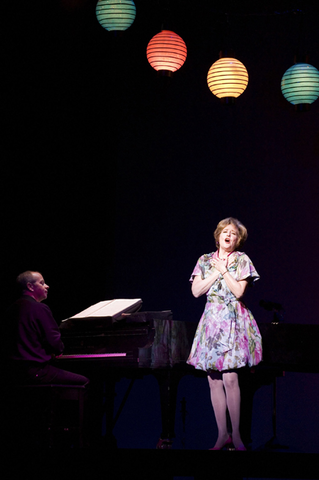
[62,298,142,321]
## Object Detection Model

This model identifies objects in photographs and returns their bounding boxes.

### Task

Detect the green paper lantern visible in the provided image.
[96,0,136,32]
[281,63,319,105]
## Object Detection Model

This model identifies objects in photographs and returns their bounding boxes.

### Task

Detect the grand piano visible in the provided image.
[56,299,319,448]
[57,299,197,448]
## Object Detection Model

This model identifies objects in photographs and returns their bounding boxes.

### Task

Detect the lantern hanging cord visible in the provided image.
[221,8,304,17]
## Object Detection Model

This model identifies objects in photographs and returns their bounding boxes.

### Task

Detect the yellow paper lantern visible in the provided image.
[207,57,249,99]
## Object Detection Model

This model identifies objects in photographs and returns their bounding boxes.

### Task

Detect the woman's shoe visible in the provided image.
[156,438,173,449]
[235,444,247,451]
[209,435,232,450]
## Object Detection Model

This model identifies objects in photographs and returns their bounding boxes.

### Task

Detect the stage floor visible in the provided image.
[2,448,318,480]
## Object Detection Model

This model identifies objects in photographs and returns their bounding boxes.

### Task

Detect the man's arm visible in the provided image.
[38,304,64,355]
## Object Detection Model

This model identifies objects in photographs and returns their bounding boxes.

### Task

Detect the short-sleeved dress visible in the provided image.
[187,250,262,373]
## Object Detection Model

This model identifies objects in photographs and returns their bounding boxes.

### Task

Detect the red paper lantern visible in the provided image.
[147,30,187,73]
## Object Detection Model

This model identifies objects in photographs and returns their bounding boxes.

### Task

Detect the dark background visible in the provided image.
[2,0,319,455]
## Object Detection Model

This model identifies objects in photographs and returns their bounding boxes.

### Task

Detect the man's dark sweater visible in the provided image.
[3,295,64,364]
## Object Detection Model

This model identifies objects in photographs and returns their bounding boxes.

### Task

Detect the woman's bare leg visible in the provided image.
[208,376,230,449]
[222,372,245,449]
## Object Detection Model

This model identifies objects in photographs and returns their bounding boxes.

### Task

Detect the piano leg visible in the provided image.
[101,376,119,448]
[154,369,182,449]
[238,367,256,446]
[238,367,286,449]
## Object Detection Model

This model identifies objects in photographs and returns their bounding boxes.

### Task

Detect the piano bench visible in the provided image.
[6,383,89,448]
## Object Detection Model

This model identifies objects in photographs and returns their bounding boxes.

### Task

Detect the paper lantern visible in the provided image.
[207,57,249,99]
[281,63,319,106]
[146,30,187,73]
[96,0,136,32]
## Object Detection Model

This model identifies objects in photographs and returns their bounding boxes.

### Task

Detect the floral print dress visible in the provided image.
[187,250,262,373]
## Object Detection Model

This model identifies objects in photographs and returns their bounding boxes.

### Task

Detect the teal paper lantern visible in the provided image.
[281,63,319,106]
[96,0,136,32]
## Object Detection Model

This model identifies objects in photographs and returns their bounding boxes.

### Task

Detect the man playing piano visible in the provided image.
[2,270,89,386]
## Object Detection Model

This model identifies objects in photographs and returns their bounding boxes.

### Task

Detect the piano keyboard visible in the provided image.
[57,353,127,359]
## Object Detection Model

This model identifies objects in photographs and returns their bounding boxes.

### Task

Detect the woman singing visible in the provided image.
[187,217,262,450]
